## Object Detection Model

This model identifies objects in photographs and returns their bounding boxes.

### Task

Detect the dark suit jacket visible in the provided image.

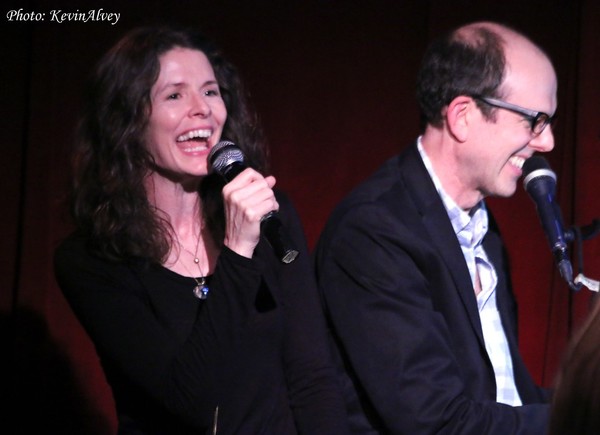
[315,142,549,434]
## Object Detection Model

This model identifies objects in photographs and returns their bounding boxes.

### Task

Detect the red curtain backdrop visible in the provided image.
[3,0,599,432]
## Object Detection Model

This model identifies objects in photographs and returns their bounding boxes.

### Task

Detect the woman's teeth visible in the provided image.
[183,144,208,152]
[176,129,211,142]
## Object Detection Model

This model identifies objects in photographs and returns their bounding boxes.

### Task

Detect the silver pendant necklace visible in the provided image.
[179,229,209,300]
[192,276,209,300]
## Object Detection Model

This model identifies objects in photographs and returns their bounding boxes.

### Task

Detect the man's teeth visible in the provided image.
[176,129,211,142]
[510,156,526,169]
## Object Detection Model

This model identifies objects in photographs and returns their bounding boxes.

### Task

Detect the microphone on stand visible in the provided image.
[208,140,299,264]
[522,156,581,290]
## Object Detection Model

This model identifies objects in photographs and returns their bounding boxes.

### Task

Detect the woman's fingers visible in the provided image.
[222,169,278,257]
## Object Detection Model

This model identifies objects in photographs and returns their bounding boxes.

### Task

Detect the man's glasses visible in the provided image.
[473,95,556,135]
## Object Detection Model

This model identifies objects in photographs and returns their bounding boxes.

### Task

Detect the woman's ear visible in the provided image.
[444,95,474,142]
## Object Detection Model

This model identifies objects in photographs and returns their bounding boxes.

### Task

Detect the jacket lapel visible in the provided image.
[401,144,486,345]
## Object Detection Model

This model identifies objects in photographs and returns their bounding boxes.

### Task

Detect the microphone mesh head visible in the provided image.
[522,155,556,190]
[523,156,550,175]
[208,140,245,175]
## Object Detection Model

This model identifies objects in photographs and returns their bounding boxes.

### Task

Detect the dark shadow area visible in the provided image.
[2,307,113,434]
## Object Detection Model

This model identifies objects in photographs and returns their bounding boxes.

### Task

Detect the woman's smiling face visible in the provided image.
[146,47,227,178]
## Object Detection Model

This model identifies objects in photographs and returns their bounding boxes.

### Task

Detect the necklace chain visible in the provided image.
[178,227,209,300]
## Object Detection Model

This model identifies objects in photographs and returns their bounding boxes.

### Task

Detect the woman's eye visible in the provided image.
[167,93,181,100]
[205,88,220,97]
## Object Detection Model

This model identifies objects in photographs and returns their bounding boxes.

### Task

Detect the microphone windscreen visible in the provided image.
[523,155,550,175]
[523,155,556,190]
[208,140,245,175]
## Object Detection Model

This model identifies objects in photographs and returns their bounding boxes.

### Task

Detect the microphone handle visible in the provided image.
[261,211,300,264]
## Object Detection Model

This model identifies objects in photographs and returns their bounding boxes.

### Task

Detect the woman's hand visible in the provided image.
[222,168,278,258]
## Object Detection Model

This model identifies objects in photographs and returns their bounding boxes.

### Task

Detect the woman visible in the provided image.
[549,296,600,435]
[54,26,348,434]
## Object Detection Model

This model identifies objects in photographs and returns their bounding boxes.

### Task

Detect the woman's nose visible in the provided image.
[190,93,210,117]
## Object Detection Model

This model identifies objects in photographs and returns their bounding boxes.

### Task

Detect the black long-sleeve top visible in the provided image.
[54,193,348,434]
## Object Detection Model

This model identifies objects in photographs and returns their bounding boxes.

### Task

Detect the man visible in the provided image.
[315,22,555,434]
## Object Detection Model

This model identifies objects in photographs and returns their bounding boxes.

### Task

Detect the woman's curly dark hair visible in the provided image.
[71,26,268,263]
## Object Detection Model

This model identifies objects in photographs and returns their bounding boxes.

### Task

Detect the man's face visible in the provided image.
[462,44,558,200]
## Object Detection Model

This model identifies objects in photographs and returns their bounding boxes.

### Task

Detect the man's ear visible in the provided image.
[445,95,474,142]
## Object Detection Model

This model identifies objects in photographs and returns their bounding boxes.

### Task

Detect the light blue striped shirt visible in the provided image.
[417,137,522,406]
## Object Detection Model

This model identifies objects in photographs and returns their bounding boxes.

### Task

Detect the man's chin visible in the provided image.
[489,182,518,199]
[499,185,518,198]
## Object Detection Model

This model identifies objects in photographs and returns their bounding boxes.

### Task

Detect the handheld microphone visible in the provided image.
[522,156,578,290]
[208,140,299,264]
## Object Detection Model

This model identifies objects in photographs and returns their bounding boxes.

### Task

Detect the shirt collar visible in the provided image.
[416,136,488,248]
